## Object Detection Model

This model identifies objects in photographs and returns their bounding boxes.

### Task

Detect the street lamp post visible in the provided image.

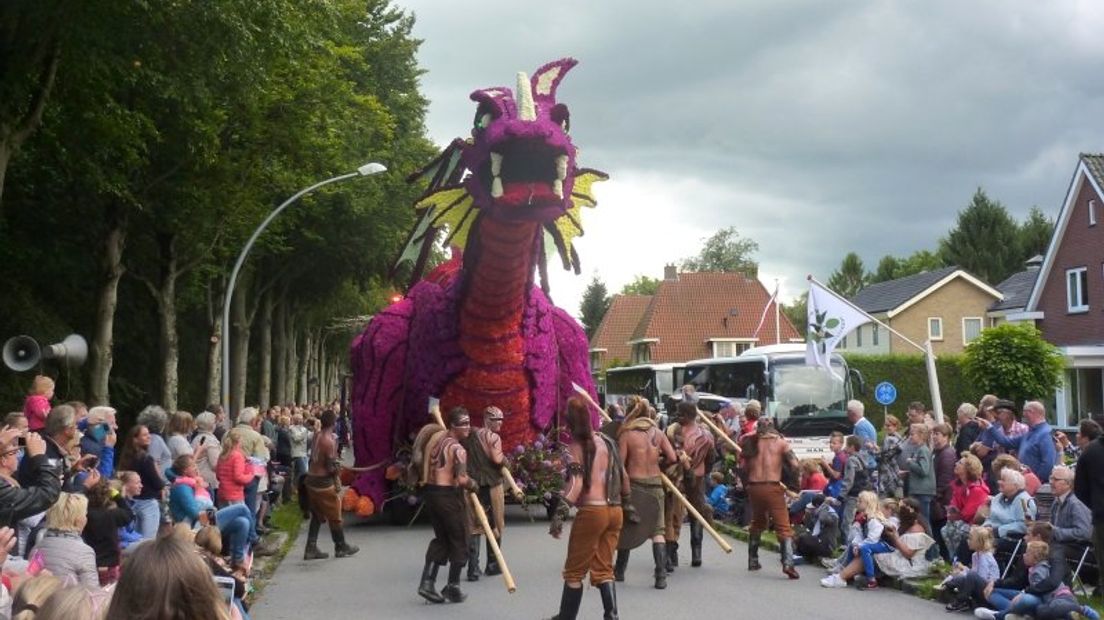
[221,163,387,418]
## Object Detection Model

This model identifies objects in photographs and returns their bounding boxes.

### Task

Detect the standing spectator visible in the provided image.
[942,453,990,563]
[116,470,145,554]
[22,376,54,433]
[971,399,1029,486]
[11,574,64,618]
[931,423,957,560]
[903,423,935,525]
[1056,418,1103,463]
[984,401,1057,483]
[35,492,98,588]
[877,414,904,498]
[954,403,983,455]
[740,400,761,439]
[1074,427,1104,598]
[847,400,877,455]
[261,408,279,447]
[80,406,117,478]
[191,412,221,503]
[117,425,165,539]
[137,406,173,480]
[81,478,133,585]
[839,435,873,535]
[166,411,196,461]
[20,405,97,493]
[206,403,229,442]
[905,400,935,429]
[234,408,270,538]
[822,432,848,499]
[0,429,61,536]
[288,415,310,491]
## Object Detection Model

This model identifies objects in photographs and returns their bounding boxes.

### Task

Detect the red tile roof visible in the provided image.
[632,272,801,363]
[590,294,652,364]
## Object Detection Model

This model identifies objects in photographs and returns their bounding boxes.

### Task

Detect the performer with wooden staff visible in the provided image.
[302,410,360,561]
[462,405,509,581]
[741,417,801,579]
[615,399,679,589]
[545,396,634,620]
[672,401,715,568]
[415,407,477,604]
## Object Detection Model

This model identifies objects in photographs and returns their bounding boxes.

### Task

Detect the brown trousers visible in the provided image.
[664,474,711,541]
[746,482,794,539]
[423,485,471,565]
[562,505,623,586]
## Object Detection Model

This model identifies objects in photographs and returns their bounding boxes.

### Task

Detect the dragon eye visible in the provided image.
[474,112,492,131]
[550,103,570,133]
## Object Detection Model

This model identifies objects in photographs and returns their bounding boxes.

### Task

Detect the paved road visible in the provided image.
[254,506,946,619]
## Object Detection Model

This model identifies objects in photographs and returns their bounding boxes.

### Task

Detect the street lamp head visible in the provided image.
[357,162,387,176]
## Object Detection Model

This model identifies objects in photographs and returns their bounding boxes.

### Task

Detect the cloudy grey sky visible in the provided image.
[393,0,1104,316]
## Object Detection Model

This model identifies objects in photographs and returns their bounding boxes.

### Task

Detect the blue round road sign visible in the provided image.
[875,381,897,406]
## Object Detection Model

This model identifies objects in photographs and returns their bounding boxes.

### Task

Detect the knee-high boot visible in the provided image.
[781,537,799,580]
[666,540,678,572]
[613,549,629,582]
[417,560,444,604]
[544,582,583,620]
[598,581,619,620]
[484,535,501,576]
[747,531,762,571]
[304,517,328,560]
[690,521,704,567]
[467,534,482,581]
[331,524,359,558]
[652,542,667,589]
[442,561,467,603]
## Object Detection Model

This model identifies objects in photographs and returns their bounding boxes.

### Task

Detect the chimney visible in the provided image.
[663,264,678,281]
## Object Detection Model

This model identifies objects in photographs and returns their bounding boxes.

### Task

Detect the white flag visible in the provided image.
[806,279,872,372]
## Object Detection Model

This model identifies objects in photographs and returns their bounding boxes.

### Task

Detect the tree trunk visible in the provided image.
[205,281,224,408]
[0,147,10,211]
[286,317,300,404]
[297,329,312,404]
[272,297,287,407]
[230,278,251,418]
[89,207,127,406]
[154,234,180,411]
[257,289,273,410]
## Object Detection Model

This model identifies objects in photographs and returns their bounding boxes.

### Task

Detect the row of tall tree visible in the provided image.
[0,1,435,418]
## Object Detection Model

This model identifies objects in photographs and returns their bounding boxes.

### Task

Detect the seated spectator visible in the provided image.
[820,491,887,588]
[79,406,117,478]
[81,478,133,586]
[796,495,839,561]
[106,531,239,620]
[117,425,165,540]
[166,411,196,462]
[942,452,990,563]
[787,459,829,520]
[195,525,250,619]
[114,471,144,554]
[942,525,999,611]
[991,453,1041,496]
[22,376,54,434]
[35,492,98,588]
[973,540,1099,620]
[824,496,934,588]
[985,467,1037,563]
[707,472,730,518]
[11,574,63,620]
[34,585,112,620]
[170,453,263,565]
[1046,464,1094,573]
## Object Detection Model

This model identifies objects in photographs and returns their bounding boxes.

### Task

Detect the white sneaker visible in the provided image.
[973,609,997,620]
[820,574,847,588]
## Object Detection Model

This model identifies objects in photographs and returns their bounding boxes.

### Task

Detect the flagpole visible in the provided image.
[774,279,781,344]
[805,275,926,354]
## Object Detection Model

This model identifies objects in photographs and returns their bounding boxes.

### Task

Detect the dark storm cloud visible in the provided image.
[395,0,1104,302]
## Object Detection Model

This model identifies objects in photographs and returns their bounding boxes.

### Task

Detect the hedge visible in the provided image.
[842,353,980,429]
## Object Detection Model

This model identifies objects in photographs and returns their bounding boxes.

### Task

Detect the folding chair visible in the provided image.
[1068,544,1097,597]
[1000,537,1023,580]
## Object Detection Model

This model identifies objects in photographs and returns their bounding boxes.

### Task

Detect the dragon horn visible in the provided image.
[516,71,536,121]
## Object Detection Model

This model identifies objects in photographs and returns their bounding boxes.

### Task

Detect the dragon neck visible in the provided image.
[460,218,538,326]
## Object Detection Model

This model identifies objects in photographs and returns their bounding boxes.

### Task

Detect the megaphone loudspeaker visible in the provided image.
[3,336,41,372]
[42,334,88,367]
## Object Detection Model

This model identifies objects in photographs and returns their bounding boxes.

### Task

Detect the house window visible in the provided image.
[712,341,750,358]
[632,343,651,364]
[1067,267,1089,313]
[856,325,863,347]
[928,317,943,340]
[1091,200,1098,227]
[872,324,879,346]
[840,335,847,349]
[962,317,982,344]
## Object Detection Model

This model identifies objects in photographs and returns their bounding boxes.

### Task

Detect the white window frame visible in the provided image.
[856,325,863,347]
[962,317,983,345]
[928,317,943,341]
[1091,200,1098,227]
[872,324,879,346]
[1067,267,1089,313]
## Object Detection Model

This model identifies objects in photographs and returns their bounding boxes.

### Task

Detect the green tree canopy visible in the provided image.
[870,250,945,284]
[828,252,867,298]
[962,323,1064,405]
[782,291,808,334]
[940,188,1023,284]
[1018,206,1054,263]
[579,275,611,339]
[680,226,759,276]
[621,274,660,296]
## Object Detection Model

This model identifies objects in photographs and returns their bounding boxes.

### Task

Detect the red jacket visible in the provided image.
[215,449,254,503]
[23,395,50,432]
[949,478,990,523]
[801,471,828,492]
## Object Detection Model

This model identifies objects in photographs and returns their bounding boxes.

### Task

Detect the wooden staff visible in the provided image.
[571,382,611,422]
[468,491,517,593]
[697,411,741,453]
[501,467,523,501]
[660,473,733,554]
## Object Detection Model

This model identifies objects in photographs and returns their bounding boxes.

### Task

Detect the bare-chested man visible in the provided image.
[462,406,507,581]
[546,396,629,620]
[741,418,800,579]
[303,410,359,561]
[417,407,477,604]
[615,399,678,589]
[674,402,715,568]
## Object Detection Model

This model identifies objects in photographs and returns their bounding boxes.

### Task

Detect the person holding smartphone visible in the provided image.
[0,427,61,530]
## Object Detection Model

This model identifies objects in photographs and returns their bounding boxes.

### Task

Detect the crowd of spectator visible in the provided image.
[0,373,351,619]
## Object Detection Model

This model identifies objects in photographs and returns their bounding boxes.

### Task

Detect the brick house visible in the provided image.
[847,266,1003,355]
[588,266,801,375]
[1021,153,1104,425]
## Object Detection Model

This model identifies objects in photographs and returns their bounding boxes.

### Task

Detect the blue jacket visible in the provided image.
[991,421,1057,481]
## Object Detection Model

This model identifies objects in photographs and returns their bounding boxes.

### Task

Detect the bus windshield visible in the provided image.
[682,361,764,400]
[606,368,657,403]
[770,359,848,421]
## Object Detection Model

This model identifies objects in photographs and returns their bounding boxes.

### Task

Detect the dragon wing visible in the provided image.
[544,168,609,274]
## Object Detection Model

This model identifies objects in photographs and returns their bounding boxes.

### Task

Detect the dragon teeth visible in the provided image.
[491,176,503,198]
[555,155,568,180]
[490,153,502,176]
[551,178,563,199]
